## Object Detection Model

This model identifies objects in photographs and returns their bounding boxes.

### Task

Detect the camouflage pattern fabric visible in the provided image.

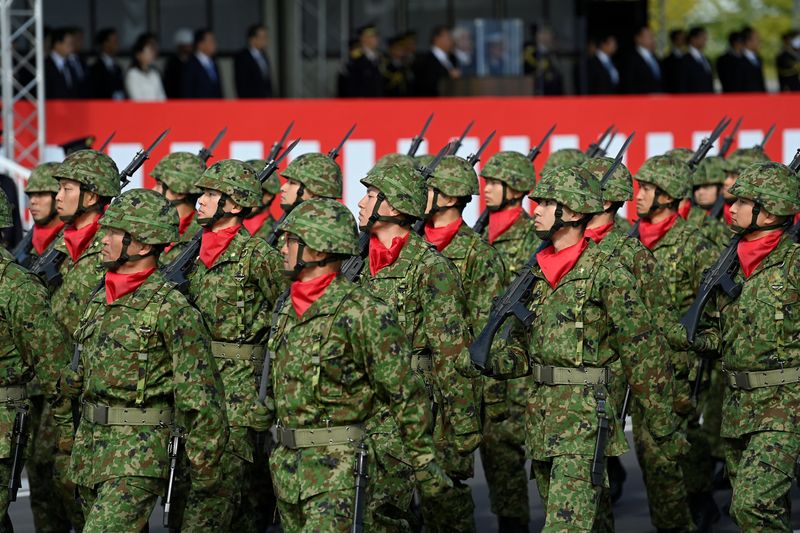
[530,455,604,532]
[729,162,800,216]
[281,153,343,198]
[723,147,771,174]
[685,205,731,250]
[540,148,588,176]
[54,150,120,197]
[636,155,691,201]
[481,151,537,193]
[79,476,162,532]
[195,160,262,208]
[151,152,204,194]
[531,165,604,214]
[159,213,202,266]
[277,489,353,533]
[361,164,427,219]
[100,188,179,245]
[25,161,61,193]
[246,159,282,195]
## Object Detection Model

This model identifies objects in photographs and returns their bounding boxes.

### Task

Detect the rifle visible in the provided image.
[591,388,610,487]
[162,140,300,291]
[687,117,730,172]
[600,132,635,189]
[718,117,741,159]
[410,141,459,235]
[757,123,776,151]
[473,124,556,236]
[329,124,357,161]
[267,121,294,162]
[406,113,434,157]
[97,131,116,153]
[619,385,631,431]
[597,128,618,158]
[586,124,614,158]
[197,127,227,163]
[162,425,183,528]
[448,121,474,156]
[119,129,170,189]
[7,404,29,501]
[11,231,34,268]
[350,440,369,533]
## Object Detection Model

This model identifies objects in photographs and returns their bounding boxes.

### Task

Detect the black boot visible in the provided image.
[497,515,529,533]
[607,456,627,504]
[689,492,721,533]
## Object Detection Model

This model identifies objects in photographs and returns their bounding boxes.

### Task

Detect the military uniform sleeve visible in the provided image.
[253,241,287,308]
[465,245,507,334]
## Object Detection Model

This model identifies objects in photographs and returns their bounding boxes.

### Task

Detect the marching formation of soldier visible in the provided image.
[0,117,798,533]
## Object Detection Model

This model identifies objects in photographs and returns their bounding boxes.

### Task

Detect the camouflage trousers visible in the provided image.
[246,434,278,532]
[701,365,726,460]
[530,454,603,532]
[277,488,353,533]
[631,398,693,530]
[725,430,800,532]
[79,476,161,532]
[52,403,86,532]
[0,459,10,531]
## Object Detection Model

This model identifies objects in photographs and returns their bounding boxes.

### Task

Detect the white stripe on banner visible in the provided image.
[287,140,321,162]
[692,131,719,156]
[550,134,579,151]
[343,140,375,215]
[645,132,673,158]
[397,138,428,156]
[230,141,264,161]
[169,142,203,154]
[499,136,530,154]
[782,129,800,164]
[458,137,481,225]
[108,144,144,191]
[738,130,764,150]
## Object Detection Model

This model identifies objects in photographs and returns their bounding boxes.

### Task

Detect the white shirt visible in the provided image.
[124,67,166,102]
[637,46,661,78]
[101,53,116,71]
[596,50,619,85]
[50,51,72,86]
[743,49,760,67]
[431,46,454,70]
[250,47,269,76]
[689,46,710,72]
[195,51,218,80]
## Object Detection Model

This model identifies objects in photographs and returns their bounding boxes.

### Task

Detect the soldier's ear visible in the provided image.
[136,242,154,257]
[82,190,100,208]
[226,198,243,215]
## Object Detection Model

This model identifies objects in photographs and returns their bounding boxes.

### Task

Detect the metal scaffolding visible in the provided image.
[0,0,45,170]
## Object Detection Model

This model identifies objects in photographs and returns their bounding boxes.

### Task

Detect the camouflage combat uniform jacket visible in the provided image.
[188,226,285,461]
[360,232,481,468]
[685,206,731,251]
[159,213,202,266]
[268,276,435,503]
[493,240,680,460]
[67,270,228,489]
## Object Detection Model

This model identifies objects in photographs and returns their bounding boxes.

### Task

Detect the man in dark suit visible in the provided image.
[622,26,662,93]
[234,24,273,98]
[662,29,686,93]
[777,30,800,91]
[412,25,461,97]
[739,26,766,92]
[341,24,384,97]
[182,29,223,99]
[164,29,193,99]
[65,27,90,97]
[44,28,79,99]
[678,26,714,93]
[88,28,126,99]
[587,33,620,94]
[717,31,746,93]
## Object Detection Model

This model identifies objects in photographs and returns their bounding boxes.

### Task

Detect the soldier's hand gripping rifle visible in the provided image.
[197,127,227,163]
[448,121,474,156]
[162,425,184,528]
[406,114,434,157]
[718,117,742,159]
[8,404,29,502]
[586,124,614,158]
[30,130,170,288]
[473,124,556,235]
[161,139,300,293]
[265,124,356,248]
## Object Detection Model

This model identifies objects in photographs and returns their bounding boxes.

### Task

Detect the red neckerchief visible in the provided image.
[31,220,65,254]
[584,222,614,244]
[488,206,523,244]
[737,230,784,278]
[424,218,462,252]
[794,212,800,225]
[290,272,337,317]
[536,238,589,289]
[369,233,409,276]
[678,200,691,220]
[638,213,679,250]
[105,267,155,304]
[723,202,733,225]
[178,211,196,236]
[243,209,271,236]
[63,214,101,262]
[199,224,241,268]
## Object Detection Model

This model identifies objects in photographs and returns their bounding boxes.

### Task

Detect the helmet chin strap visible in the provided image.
[59,187,102,224]
[535,203,590,240]
[640,186,679,220]
[34,193,59,226]
[731,201,789,235]
[423,189,465,220]
[197,192,238,227]
[358,191,411,232]
[287,239,339,281]
[102,232,155,271]
[279,183,305,213]
[488,182,523,212]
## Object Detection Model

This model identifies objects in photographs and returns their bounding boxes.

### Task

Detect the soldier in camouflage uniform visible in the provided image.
[264,198,451,532]
[49,149,121,531]
[279,153,343,214]
[243,159,281,239]
[635,155,720,531]
[0,188,70,530]
[186,160,285,530]
[678,162,800,531]
[58,188,229,531]
[721,148,771,225]
[540,147,588,176]
[151,152,205,265]
[356,163,481,532]
[20,162,65,267]
[477,151,539,531]
[468,165,685,532]
[582,157,694,531]
[681,156,731,249]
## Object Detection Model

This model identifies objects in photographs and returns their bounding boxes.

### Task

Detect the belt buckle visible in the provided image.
[95,405,109,425]
[281,428,297,448]
[734,373,752,391]
[540,365,554,384]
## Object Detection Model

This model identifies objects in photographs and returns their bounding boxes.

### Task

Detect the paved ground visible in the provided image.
[8,432,800,531]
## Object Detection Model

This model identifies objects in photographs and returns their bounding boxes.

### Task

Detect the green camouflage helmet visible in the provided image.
[665,147,693,163]
[25,162,61,194]
[0,189,13,229]
[636,155,690,200]
[280,153,342,198]
[693,156,726,187]
[724,147,770,174]
[728,162,800,216]
[360,163,426,219]
[428,155,479,197]
[580,156,633,202]
[55,150,120,197]
[246,159,281,195]
[195,159,261,208]
[414,154,435,170]
[481,151,536,192]
[279,198,359,256]
[541,148,589,176]
[151,152,204,195]
[100,188,179,245]
[530,165,604,214]
[375,153,415,170]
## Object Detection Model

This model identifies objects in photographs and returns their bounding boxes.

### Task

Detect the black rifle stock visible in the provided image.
[718,117,742,159]
[350,441,369,533]
[8,405,29,501]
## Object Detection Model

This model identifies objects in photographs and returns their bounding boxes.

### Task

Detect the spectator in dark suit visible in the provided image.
[678,26,714,93]
[717,31,745,93]
[88,28,126,99]
[739,26,766,92]
[65,27,89,97]
[182,29,223,99]
[412,25,461,97]
[383,34,412,97]
[777,30,800,91]
[622,26,662,94]
[234,24,274,98]
[662,29,686,93]
[587,33,619,94]
[524,25,564,95]
[164,29,194,99]
[44,28,79,99]
[341,24,384,97]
